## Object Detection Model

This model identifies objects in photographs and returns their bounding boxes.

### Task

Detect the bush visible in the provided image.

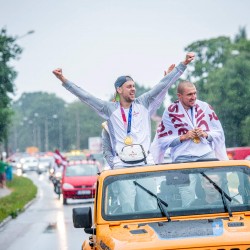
[0,175,37,222]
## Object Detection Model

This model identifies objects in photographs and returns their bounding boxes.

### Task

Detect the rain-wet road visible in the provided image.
[0,172,93,250]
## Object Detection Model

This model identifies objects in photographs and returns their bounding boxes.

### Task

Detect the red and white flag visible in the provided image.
[54,149,68,167]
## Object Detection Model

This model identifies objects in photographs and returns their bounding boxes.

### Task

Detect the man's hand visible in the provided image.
[194,127,208,138]
[164,64,175,76]
[52,68,67,83]
[180,129,197,142]
[183,52,195,65]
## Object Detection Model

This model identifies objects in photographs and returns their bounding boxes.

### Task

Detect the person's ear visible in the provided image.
[117,87,122,94]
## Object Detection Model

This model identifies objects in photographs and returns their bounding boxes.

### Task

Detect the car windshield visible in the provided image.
[22,157,38,163]
[39,157,53,163]
[67,155,86,162]
[65,164,99,177]
[102,165,250,221]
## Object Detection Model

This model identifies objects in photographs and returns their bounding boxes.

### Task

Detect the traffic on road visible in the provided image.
[0,170,94,250]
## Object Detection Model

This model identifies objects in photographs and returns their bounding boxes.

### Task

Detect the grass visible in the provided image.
[0,175,37,222]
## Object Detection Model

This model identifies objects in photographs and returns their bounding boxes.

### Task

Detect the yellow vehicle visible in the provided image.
[73,160,250,249]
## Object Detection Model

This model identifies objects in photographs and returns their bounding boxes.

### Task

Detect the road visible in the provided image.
[0,171,93,250]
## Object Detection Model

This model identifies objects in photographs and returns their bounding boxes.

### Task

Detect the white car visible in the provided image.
[17,156,39,172]
[37,156,54,173]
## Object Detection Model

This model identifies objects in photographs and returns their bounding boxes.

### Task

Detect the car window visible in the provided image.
[102,165,250,220]
[65,164,99,177]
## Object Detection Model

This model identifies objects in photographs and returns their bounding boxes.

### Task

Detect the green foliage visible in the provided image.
[135,81,165,116]
[64,101,103,150]
[9,92,104,152]
[168,27,250,147]
[241,116,250,145]
[0,28,22,143]
[0,175,37,222]
[10,92,67,152]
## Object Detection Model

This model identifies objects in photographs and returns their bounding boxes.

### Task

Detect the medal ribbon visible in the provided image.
[185,107,196,127]
[120,104,132,135]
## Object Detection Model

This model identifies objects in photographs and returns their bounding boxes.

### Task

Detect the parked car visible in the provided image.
[16,156,39,173]
[73,159,250,249]
[61,160,100,205]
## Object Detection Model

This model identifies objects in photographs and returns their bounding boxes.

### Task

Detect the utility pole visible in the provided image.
[59,119,63,150]
[76,111,80,149]
[45,118,49,152]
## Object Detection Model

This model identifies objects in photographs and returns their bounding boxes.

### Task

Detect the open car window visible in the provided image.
[102,165,250,221]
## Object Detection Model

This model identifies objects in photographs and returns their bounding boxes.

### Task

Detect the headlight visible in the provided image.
[62,183,74,189]
[16,163,22,168]
[20,159,25,164]
[55,172,62,178]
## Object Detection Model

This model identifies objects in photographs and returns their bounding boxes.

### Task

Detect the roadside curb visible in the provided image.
[0,216,12,228]
[0,196,37,229]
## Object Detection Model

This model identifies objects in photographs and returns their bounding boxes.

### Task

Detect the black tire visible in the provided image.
[63,197,67,205]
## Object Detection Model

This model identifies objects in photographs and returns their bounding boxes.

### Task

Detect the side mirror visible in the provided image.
[72,207,92,228]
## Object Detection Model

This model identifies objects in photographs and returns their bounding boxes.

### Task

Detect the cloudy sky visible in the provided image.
[1,0,250,103]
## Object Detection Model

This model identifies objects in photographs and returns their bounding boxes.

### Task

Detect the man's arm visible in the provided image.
[52,68,110,119]
[139,52,195,113]
[102,128,115,169]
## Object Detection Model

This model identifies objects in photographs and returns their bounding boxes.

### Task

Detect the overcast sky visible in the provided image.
[1,0,250,103]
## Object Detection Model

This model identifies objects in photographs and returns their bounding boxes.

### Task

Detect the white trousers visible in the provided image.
[117,178,157,212]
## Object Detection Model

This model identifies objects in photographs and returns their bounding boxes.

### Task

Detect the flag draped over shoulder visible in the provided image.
[151,100,228,163]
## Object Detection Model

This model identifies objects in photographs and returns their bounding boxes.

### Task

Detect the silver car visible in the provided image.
[17,156,39,172]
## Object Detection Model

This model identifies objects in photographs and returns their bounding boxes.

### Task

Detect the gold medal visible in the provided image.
[193,136,201,144]
[124,136,133,145]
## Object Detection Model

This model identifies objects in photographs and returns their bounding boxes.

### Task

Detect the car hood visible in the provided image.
[97,217,250,249]
[63,176,97,186]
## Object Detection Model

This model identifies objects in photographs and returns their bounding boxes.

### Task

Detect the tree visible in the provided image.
[9,92,67,152]
[0,28,22,147]
[63,101,103,150]
[8,92,104,152]
[168,28,250,147]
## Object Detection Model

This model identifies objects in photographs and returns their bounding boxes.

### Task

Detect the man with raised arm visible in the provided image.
[53,52,194,169]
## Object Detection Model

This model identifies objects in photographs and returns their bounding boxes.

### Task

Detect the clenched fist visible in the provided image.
[52,68,67,83]
[183,52,195,65]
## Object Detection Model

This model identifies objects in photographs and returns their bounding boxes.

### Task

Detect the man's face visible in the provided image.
[202,174,221,196]
[118,80,136,102]
[178,86,197,109]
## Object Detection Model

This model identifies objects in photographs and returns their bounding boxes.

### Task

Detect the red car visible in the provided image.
[61,160,100,205]
[226,147,250,160]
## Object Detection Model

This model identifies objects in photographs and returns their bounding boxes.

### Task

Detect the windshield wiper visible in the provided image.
[133,180,171,221]
[200,172,232,217]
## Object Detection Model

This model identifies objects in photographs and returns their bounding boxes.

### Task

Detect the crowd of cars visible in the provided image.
[8,153,54,174]
[5,147,250,209]
[6,151,106,205]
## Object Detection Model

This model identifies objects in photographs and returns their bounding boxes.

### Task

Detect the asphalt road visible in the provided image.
[0,171,94,250]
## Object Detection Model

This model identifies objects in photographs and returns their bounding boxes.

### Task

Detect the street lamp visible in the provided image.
[15,30,35,40]
[34,113,41,150]
[45,118,49,152]
[52,114,63,150]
